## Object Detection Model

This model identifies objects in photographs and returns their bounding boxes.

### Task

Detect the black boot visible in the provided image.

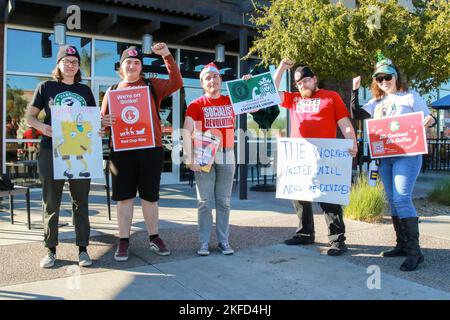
[400,217,424,272]
[381,216,407,257]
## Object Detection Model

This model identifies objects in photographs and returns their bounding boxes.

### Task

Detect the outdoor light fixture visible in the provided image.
[41,33,52,58]
[215,44,225,63]
[54,23,66,46]
[142,34,153,54]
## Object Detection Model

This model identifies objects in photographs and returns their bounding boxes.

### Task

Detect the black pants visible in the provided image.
[293,200,346,243]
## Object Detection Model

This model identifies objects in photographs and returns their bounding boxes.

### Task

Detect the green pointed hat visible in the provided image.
[372,50,398,78]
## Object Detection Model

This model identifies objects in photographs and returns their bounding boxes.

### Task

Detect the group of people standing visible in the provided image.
[25,43,435,273]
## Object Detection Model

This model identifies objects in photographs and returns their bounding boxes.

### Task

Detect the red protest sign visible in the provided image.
[107,86,155,151]
[366,112,428,158]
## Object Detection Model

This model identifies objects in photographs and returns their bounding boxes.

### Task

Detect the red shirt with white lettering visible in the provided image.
[186,95,235,148]
[281,89,350,138]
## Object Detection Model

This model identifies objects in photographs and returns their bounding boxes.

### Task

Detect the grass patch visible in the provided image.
[427,178,450,206]
[344,174,387,223]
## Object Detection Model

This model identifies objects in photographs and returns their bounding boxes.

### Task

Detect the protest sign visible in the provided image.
[226,72,281,114]
[108,86,155,151]
[276,138,353,205]
[51,106,103,180]
[366,112,427,158]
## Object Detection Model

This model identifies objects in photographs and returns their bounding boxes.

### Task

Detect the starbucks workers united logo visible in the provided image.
[54,91,87,107]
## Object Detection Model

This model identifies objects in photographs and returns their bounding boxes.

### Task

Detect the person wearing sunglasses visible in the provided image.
[273,58,358,256]
[351,53,436,271]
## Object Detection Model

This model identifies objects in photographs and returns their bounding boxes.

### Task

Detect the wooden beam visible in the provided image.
[168,14,221,43]
[97,13,117,34]
[140,19,160,34]
[20,0,197,27]
[53,4,69,23]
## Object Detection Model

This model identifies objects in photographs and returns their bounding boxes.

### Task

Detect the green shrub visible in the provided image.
[427,178,450,206]
[344,174,387,223]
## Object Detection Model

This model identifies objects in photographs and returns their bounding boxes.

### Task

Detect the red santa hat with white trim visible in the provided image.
[199,62,220,80]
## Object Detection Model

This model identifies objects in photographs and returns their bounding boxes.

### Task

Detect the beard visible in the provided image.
[300,88,314,98]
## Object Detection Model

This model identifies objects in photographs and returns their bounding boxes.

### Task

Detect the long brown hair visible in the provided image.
[51,66,82,83]
[370,66,408,101]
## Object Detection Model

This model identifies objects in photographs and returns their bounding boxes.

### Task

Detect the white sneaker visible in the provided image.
[40,252,56,268]
[218,242,234,255]
[79,251,92,267]
[197,243,210,256]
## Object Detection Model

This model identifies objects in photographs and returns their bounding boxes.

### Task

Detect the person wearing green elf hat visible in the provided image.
[351,51,436,272]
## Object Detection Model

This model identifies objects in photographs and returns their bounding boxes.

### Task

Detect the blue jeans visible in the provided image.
[194,151,235,244]
[378,155,422,219]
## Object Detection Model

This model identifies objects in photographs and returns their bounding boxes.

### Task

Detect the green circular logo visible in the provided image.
[389,120,400,132]
[231,82,250,100]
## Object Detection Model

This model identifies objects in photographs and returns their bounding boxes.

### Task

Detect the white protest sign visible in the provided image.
[51,106,103,180]
[276,138,353,205]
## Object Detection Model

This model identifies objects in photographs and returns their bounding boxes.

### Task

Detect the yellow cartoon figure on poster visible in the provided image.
[53,114,93,179]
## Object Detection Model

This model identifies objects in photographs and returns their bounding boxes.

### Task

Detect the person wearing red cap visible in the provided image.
[26,45,96,268]
[182,63,252,256]
[273,58,358,256]
[101,44,183,262]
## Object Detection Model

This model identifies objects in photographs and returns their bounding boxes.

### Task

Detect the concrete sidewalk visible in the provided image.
[0,172,449,300]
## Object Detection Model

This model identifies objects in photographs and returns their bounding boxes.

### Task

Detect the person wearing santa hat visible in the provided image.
[182,63,252,256]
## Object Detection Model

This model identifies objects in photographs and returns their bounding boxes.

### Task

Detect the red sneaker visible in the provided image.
[149,237,171,256]
[114,240,130,261]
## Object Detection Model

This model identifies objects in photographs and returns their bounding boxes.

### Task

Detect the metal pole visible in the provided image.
[239,27,248,200]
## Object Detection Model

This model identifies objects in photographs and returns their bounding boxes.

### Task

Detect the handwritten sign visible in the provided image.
[108,86,155,151]
[51,106,103,180]
[276,138,353,205]
[226,72,281,114]
[366,112,427,158]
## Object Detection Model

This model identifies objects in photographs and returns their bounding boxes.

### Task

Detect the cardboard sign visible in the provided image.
[107,86,155,151]
[366,112,427,158]
[226,72,281,114]
[51,106,103,180]
[276,138,353,206]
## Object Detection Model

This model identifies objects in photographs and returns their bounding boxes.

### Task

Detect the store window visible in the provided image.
[7,29,91,77]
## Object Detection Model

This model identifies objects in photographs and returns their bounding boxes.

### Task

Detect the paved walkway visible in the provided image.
[0,172,449,300]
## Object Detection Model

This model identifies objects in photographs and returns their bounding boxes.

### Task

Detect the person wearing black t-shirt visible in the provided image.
[26,45,96,269]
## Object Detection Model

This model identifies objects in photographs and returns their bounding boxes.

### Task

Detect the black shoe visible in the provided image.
[79,171,91,178]
[381,216,407,257]
[400,217,424,272]
[327,241,348,256]
[284,236,314,246]
[63,170,73,179]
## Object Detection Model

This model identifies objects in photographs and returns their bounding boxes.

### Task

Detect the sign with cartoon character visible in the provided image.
[107,86,155,151]
[51,106,103,180]
[366,112,428,158]
[226,72,281,115]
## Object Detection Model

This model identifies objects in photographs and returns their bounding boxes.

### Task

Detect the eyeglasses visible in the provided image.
[375,74,393,83]
[61,59,79,67]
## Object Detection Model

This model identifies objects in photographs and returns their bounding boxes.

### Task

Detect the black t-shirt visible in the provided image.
[30,81,96,149]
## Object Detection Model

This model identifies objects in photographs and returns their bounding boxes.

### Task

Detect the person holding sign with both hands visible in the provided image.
[101,43,182,262]
[351,53,435,271]
[274,58,358,256]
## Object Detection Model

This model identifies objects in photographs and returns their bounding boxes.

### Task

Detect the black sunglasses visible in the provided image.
[375,74,393,83]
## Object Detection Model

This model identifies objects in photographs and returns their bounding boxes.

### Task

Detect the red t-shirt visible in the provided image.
[281,89,350,138]
[185,95,235,148]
